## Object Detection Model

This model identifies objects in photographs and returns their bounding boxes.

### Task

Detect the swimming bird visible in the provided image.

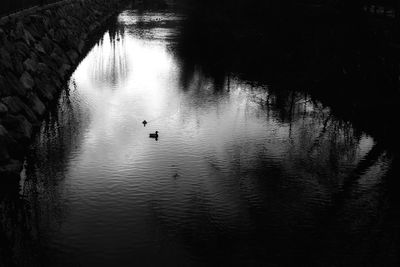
[142,120,147,126]
[149,131,159,138]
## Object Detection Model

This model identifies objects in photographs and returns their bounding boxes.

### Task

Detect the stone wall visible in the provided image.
[0,0,127,177]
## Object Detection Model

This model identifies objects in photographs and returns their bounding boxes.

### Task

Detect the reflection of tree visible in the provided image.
[175,7,396,192]
[92,18,129,90]
[0,82,86,266]
[178,66,376,190]
[163,67,395,264]
[0,181,43,267]
[265,90,364,184]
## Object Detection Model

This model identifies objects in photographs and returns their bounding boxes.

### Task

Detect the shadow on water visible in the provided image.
[174,5,400,264]
[177,0,400,142]
[176,0,400,173]
[0,84,83,266]
[1,5,400,266]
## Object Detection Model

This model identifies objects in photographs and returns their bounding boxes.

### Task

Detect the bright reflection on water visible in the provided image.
[16,10,394,266]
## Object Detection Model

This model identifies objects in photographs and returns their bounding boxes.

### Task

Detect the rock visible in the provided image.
[51,52,66,68]
[89,24,96,32]
[0,125,8,135]
[45,9,52,16]
[1,114,32,142]
[3,72,27,97]
[25,23,40,39]
[58,63,71,78]
[14,21,25,40]
[22,15,32,25]
[23,58,38,72]
[26,93,46,116]
[0,125,10,162]
[35,76,57,95]
[41,37,53,54]
[14,42,30,57]
[48,28,55,38]
[52,75,62,88]
[66,29,74,39]
[0,75,13,97]
[54,29,66,43]
[23,29,36,45]
[66,14,79,26]
[67,50,79,64]
[36,83,55,102]
[78,40,85,53]
[2,96,38,124]
[0,102,8,115]
[32,21,46,37]
[94,10,102,16]
[28,15,42,23]
[35,42,46,54]
[40,54,59,71]
[20,71,35,89]
[59,19,67,27]
[0,17,9,27]
[12,54,25,74]
[30,50,39,61]
[0,124,8,136]
[2,37,15,53]
[36,63,52,74]
[81,33,88,41]
[0,47,13,70]
[43,15,50,30]
[52,43,65,57]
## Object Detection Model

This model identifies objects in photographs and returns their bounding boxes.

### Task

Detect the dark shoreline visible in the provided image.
[0,0,129,179]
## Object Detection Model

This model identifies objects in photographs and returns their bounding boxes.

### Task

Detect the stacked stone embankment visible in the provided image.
[0,0,126,177]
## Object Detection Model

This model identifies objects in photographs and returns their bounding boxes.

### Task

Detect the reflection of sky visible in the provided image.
[74,28,178,143]
[68,9,384,222]
[18,10,393,267]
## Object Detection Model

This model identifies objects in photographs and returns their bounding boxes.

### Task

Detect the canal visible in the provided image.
[1,9,399,266]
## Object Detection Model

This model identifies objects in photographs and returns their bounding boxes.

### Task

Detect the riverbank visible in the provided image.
[0,0,128,178]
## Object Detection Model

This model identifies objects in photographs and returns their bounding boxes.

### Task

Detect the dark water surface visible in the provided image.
[2,10,399,266]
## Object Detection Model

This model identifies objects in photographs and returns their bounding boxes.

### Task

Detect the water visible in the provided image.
[2,10,398,266]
